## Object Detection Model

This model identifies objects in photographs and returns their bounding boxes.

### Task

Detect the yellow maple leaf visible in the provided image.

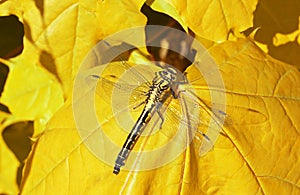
[20,39,300,194]
[149,0,258,42]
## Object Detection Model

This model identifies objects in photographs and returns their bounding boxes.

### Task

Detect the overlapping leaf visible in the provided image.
[149,0,258,41]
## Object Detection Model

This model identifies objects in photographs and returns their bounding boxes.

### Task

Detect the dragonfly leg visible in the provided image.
[156,107,165,129]
[171,83,187,99]
[133,100,146,110]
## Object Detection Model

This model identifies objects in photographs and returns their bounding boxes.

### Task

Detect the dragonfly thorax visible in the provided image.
[158,67,177,82]
[150,67,177,95]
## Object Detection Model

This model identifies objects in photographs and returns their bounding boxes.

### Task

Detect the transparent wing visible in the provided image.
[86,75,149,110]
[181,89,226,156]
[184,61,267,126]
[85,59,160,109]
[179,60,268,156]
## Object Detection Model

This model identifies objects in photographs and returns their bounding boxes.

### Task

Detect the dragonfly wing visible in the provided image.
[176,89,221,156]
[84,61,160,109]
[99,57,161,85]
[87,75,148,107]
[181,80,268,156]
[84,61,165,133]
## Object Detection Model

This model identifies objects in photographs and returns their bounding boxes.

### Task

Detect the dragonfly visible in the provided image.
[86,40,227,175]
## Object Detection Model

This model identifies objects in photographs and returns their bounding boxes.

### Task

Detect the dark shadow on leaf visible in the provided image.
[34,0,44,16]
[248,0,300,67]
[0,15,24,58]
[0,103,10,113]
[40,50,61,82]
[269,40,300,66]
[2,121,33,187]
[0,0,8,5]
[22,19,33,44]
[102,42,135,64]
[141,3,196,73]
[0,63,9,97]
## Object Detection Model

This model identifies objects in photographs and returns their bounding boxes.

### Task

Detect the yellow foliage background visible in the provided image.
[0,0,299,194]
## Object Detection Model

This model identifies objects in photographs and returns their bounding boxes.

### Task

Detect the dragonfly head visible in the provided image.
[159,67,177,83]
